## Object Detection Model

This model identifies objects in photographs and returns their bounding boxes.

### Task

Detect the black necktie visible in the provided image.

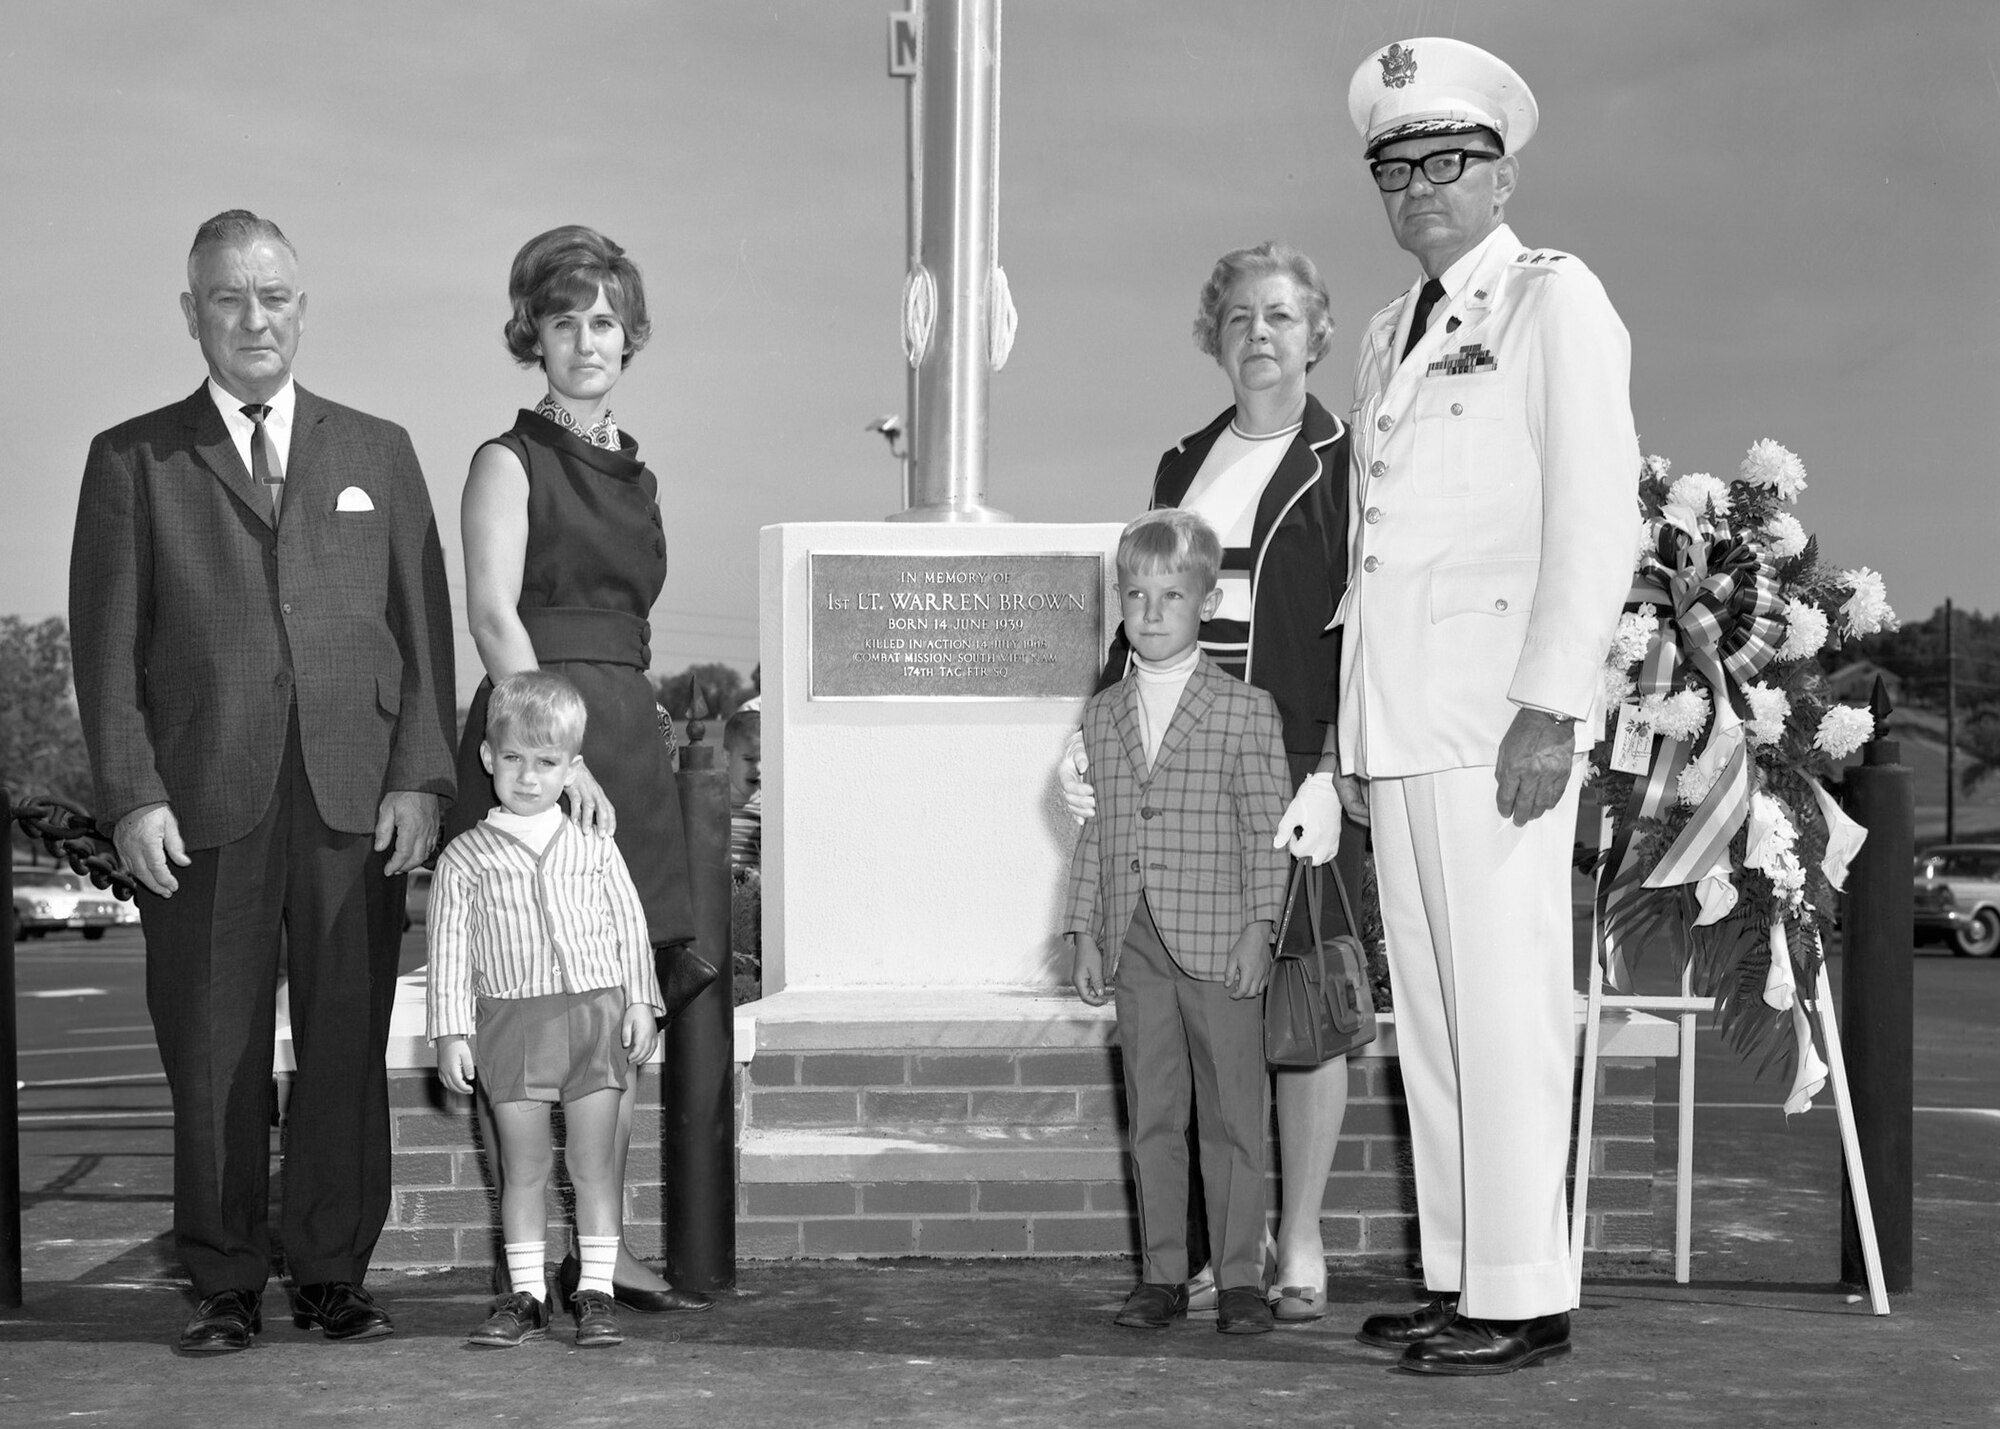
[242,403,283,522]
[1401,278,1446,363]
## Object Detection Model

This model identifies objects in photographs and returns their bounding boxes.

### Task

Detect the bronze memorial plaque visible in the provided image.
[809,552,1108,700]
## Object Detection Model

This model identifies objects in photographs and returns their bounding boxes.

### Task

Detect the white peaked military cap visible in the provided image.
[1348,37,1539,157]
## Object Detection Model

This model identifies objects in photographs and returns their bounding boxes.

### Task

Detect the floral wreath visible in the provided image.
[1591,441,1896,1111]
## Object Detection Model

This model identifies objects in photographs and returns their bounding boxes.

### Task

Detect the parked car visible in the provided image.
[1913,844,2000,957]
[11,865,126,941]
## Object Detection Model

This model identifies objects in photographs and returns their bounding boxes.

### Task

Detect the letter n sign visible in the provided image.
[888,11,919,77]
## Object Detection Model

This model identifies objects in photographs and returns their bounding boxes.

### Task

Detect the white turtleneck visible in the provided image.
[486,804,566,856]
[1131,644,1200,768]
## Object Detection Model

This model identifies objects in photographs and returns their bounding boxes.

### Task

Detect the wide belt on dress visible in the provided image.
[518,607,652,668]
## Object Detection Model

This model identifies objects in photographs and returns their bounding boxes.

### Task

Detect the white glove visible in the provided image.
[1058,729,1096,821]
[1273,772,1343,865]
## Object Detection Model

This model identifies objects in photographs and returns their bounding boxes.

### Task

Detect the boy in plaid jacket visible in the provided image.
[1065,509,1292,1335]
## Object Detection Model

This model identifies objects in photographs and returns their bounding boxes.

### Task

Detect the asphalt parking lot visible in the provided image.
[5,926,1998,1426]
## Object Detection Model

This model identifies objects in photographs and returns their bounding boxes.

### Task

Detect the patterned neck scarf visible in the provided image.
[535,393,621,451]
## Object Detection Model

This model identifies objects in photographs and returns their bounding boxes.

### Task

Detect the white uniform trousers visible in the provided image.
[1371,761,1581,1320]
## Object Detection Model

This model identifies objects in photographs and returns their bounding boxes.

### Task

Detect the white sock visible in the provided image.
[578,1236,618,1297]
[504,1241,547,1303]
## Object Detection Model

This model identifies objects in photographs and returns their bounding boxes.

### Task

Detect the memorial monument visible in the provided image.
[757,0,1120,999]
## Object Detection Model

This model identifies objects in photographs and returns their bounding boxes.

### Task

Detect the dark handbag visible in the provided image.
[658,941,720,1022]
[1263,856,1377,1067]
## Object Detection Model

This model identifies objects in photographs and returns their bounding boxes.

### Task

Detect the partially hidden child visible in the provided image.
[1065,508,1293,1336]
[426,670,663,1349]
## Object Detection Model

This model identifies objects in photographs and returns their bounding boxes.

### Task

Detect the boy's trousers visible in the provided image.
[1114,891,1269,1289]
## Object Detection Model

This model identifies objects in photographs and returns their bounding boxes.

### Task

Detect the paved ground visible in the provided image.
[4,928,1997,1426]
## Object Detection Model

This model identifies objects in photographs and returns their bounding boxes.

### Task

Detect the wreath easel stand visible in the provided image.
[1570,810,1890,1315]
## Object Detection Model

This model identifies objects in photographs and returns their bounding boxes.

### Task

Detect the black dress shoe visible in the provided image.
[177,1289,262,1354]
[1398,1312,1572,1376]
[1355,1293,1459,1349]
[1113,1282,1189,1329]
[1215,1285,1275,1335]
[556,1252,715,1313]
[292,1281,395,1341]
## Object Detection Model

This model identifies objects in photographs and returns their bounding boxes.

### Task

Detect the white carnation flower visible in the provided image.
[1744,682,1791,746]
[1601,666,1636,709]
[1609,606,1660,669]
[1814,705,1875,761]
[1677,760,1721,806]
[1639,687,1711,743]
[1636,517,1664,567]
[1643,454,1673,484]
[1763,512,1808,561]
[1667,472,1731,519]
[1840,567,1898,638]
[1777,603,1829,662]
[1740,439,1809,501]
[1745,791,1808,904]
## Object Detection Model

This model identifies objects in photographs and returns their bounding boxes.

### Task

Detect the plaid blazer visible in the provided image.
[1063,655,1291,981]
[70,384,457,847]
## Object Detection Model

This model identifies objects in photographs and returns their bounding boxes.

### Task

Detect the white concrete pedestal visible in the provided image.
[759,521,1123,993]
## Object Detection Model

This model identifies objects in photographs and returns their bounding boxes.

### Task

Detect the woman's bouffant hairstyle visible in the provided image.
[1190,241,1335,371]
[1116,508,1222,593]
[483,670,589,755]
[502,226,652,369]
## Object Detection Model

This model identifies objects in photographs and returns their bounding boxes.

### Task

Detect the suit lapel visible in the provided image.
[1147,658,1216,783]
[1250,404,1326,546]
[1152,408,1231,510]
[1112,678,1150,782]
[184,386,272,529]
[287,384,330,515]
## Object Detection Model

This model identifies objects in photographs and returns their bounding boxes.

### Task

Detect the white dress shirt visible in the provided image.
[205,376,295,482]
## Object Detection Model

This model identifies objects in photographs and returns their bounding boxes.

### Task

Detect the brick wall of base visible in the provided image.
[375,1048,1659,1270]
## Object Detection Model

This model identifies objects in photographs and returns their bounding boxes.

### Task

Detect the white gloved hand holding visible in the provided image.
[1273,772,1343,865]
[1058,729,1095,821]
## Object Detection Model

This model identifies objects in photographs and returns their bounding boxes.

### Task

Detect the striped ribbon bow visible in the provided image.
[1600,518,1787,979]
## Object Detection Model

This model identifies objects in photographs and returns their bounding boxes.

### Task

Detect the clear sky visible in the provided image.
[4,0,1995,701]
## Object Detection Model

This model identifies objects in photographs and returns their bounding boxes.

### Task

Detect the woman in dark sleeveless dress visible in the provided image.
[450,226,707,1313]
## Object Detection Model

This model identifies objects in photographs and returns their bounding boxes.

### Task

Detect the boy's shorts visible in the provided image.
[474,986,631,1105]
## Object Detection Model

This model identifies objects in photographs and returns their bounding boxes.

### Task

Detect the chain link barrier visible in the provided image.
[8,795,136,900]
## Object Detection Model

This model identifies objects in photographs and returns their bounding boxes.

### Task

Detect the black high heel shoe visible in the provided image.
[557,1252,714,1314]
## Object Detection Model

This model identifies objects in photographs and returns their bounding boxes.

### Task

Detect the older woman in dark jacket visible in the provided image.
[1065,242,1363,1324]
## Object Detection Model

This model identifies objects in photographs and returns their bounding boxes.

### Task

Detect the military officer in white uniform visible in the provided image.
[1317,38,1639,1374]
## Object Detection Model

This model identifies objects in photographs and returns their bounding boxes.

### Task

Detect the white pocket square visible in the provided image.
[335,486,375,512]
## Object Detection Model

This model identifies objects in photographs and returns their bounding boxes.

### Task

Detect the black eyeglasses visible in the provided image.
[1368,148,1501,193]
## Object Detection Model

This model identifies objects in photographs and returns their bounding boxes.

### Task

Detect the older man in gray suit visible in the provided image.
[69,211,456,1353]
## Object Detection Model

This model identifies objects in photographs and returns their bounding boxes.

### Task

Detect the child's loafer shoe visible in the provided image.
[1216,1286,1276,1334]
[572,1288,625,1347]
[467,1291,550,1348]
[1113,1282,1189,1329]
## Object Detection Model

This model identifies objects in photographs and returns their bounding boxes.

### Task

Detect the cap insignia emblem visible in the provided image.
[1380,43,1418,89]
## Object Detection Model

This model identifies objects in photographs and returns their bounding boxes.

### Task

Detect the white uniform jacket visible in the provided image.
[1336,224,1639,778]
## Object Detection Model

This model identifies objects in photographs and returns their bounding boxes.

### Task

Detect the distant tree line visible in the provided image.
[0,615,92,858]
[1845,603,2000,790]
[652,661,758,723]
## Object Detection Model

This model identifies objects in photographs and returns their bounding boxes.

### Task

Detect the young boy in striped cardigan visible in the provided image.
[427,670,662,1349]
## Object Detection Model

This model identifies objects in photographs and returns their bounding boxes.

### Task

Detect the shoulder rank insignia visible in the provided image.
[1380,43,1418,89]
[1427,344,1497,378]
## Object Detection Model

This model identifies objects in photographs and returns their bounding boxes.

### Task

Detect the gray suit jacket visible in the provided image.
[1063,656,1291,981]
[70,383,457,848]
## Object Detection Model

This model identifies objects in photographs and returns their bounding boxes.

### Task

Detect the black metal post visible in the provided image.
[1839,684,1914,1293]
[663,727,737,1291]
[2,788,23,1308]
